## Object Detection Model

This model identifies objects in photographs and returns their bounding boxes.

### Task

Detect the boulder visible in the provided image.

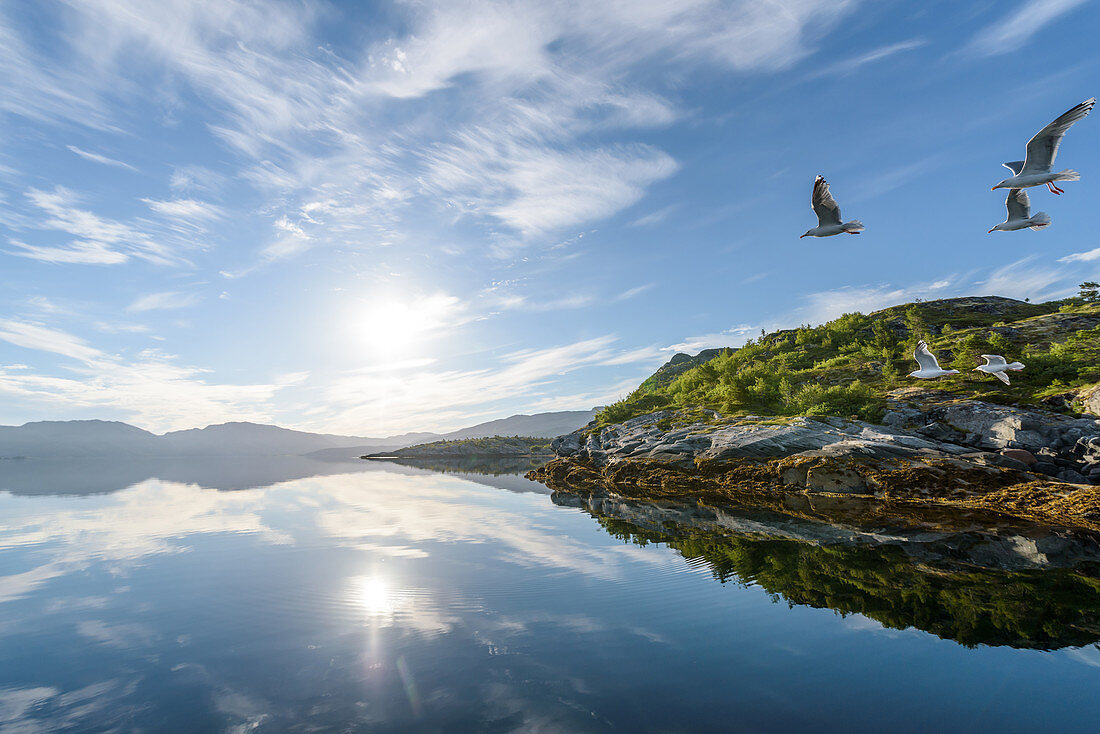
[1080,383,1100,417]
[1000,448,1038,465]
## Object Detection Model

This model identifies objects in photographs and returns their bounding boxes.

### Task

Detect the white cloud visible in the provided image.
[811,38,926,77]
[127,291,202,312]
[6,187,186,266]
[66,145,137,171]
[141,198,224,223]
[967,0,1090,57]
[0,0,867,268]
[0,319,303,432]
[309,335,663,434]
[664,326,759,354]
[1059,247,1100,264]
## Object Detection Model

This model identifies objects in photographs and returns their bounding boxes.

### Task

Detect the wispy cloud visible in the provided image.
[127,291,202,312]
[5,187,188,266]
[0,0,867,270]
[664,326,759,354]
[142,198,224,223]
[66,145,137,171]
[967,0,1091,57]
[0,319,304,432]
[1059,246,1100,263]
[811,38,926,77]
[794,256,1091,326]
[311,335,660,434]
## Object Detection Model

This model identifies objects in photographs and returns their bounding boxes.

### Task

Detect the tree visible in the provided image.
[904,306,927,341]
[1079,282,1099,303]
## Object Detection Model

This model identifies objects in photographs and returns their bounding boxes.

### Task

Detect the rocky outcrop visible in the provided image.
[531,401,1100,528]
[1080,382,1100,418]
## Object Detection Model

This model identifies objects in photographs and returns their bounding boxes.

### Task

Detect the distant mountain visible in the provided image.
[439,409,599,440]
[0,420,162,458]
[162,422,384,457]
[0,409,597,459]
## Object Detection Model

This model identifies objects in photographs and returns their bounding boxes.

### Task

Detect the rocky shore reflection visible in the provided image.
[553,490,1100,649]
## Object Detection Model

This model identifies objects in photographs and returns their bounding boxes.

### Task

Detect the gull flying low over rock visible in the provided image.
[800,176,864,238]
[974,354,1025,385]
[988,188,1051,233]
[909,340,959,380]
[992,97,1095,195]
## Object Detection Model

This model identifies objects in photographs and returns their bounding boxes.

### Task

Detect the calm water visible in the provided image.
[1,457,1099,733]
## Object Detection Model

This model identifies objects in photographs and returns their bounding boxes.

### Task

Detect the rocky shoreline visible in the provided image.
[527,391,1100,528]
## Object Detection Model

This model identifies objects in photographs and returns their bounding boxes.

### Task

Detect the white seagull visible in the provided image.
[974,354,1025,385]
[988,188,1051,233]
[992,97,1095,195]
[800,176,864,238]
[908,340,959,380]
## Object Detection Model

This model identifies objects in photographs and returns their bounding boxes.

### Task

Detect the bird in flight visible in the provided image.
[800,176,865,238]
[908,340,959,379]
[988,189,1051,233]
[991,97,1095,195]
[974,354,1025,385]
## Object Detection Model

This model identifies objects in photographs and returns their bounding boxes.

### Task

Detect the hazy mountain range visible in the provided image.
[0,408,600,459]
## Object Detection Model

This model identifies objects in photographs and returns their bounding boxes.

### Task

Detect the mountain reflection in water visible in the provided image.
[553,491,1100,650]
[2,457,1100,732]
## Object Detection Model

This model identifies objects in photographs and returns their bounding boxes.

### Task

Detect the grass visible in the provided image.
[596,296,1100,427]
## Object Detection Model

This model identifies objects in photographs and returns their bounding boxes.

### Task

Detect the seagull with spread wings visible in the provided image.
[908,340,959,379]
[974,355,1025,385]
[800,176,864,238]
[992,98,1095,195]
[988,188,1051,233]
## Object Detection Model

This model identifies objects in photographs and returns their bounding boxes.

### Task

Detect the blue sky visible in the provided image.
[1,0,1099,435]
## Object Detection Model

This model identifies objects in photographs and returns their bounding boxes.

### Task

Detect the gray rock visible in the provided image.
[1033,461,1060,476]
[1058,469,1089,484]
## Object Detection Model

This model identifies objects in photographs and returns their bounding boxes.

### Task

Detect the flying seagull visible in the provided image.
[988,189,1051,233]
[908,340,959,379]
[800,176,864,238]
[992,97,1095,195]
[974,354,1025,385]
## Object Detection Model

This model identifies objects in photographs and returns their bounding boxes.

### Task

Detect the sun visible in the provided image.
[357,293,460,358]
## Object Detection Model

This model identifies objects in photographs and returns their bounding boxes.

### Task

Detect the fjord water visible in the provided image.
[1,459,1099,733]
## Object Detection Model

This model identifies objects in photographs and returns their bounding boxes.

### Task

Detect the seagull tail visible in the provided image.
[1028,212,1052,230]
[843,220,865,233]
[1054,169,1080,182]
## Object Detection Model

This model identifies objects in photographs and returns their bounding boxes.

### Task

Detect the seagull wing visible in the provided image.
[1022,98,1095,174]
[1002,161,1025,175]
[914,340,941,371]
[993,370,1011,385]
[811,176,842,227]
[1005,190,1030,222]
[981,354,1008,367]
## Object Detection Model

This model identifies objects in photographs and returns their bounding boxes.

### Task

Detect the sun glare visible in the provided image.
[355,575,397,618]
[358,293,460,358]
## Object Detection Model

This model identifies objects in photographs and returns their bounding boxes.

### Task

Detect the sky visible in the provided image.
[1,0,1099,436]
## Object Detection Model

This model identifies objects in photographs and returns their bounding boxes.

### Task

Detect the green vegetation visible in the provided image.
[363,435,553,459]
[596,514,1100,649]
[596,294,1100,427]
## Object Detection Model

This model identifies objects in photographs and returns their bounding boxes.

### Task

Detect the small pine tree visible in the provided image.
[1079,282,1100,303]
[904,306,927,341]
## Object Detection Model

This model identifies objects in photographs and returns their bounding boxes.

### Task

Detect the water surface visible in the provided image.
[1,457,1099,732]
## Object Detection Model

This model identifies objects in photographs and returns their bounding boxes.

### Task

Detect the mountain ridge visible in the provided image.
[0,409,600,459]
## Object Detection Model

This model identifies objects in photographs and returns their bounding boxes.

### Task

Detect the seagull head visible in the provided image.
[991,179,1009,191]
[799,230,813,239]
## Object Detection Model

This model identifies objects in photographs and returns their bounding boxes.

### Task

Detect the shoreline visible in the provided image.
[526,403,1100,530]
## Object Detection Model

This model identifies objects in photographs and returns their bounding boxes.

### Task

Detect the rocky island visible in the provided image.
[362,435,553,460]
[529,294,1100,529]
